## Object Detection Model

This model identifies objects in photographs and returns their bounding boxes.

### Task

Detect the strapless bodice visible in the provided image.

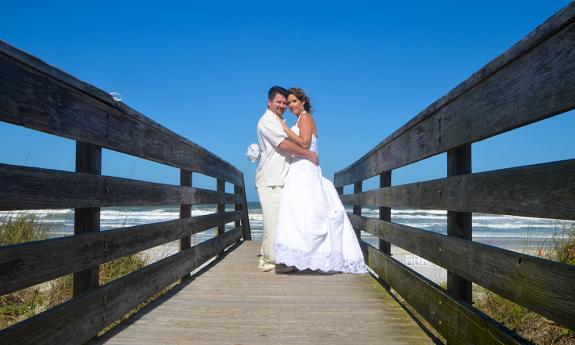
[291,125,318,153]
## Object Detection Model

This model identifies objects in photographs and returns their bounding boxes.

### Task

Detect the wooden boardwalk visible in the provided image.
[93,241,434,345]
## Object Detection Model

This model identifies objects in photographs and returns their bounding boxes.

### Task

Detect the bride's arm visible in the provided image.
[281,114,313,149]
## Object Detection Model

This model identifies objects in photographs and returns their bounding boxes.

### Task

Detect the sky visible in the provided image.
[1,0,573,201]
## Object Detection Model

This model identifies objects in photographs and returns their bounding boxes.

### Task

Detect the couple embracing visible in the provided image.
[254,86,367,274]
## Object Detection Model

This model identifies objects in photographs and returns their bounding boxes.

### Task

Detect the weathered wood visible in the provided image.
[0,163,242,210]
[334,5,575,186]
[353,181,363,239]
[0,211,242,296]
[0,42,242,185]
[0,228,243,345]
[93,241,433,345]
[362,242,527,344]
[240,179,252,241]
[349,214,575,330]
[235,184,251,240]
[73,142,101,297]
[446,144,472,303]
[379,171,391,255]
[340,159,575,220]
[234,185,242,229]
[179,170,192,280]
[217,179,226,239]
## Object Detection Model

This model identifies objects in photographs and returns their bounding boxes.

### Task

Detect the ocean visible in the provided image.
[3,203,572,284]
[2,202,571,249]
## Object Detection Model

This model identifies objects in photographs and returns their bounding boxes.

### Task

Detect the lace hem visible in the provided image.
[275,244,368,274]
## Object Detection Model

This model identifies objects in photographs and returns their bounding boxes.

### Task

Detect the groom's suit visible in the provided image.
[255,109,291,269]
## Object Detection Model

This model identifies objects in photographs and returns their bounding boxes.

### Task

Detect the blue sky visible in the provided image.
[1,0,573,201]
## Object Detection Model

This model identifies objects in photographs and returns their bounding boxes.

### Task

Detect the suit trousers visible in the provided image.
[256,185,284,267]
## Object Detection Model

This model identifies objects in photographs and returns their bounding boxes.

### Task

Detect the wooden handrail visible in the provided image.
[0,39,251,344]
[334,2,575,343]
[334,3,575,187]
[0,41,242,185]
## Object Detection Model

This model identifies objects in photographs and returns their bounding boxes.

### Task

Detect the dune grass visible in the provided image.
[473,224,575,345]
[0,213,147,329]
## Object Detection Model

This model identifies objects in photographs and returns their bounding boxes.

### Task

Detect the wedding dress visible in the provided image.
[275,125,368,274]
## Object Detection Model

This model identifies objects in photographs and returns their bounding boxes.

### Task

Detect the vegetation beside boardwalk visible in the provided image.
[473,224,575,345]
[0,213,148,329]
[1,213,574,343]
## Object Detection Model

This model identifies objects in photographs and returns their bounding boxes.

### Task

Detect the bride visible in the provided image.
[274,88,367,274]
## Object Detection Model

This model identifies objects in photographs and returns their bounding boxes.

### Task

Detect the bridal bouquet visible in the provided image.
[245,143,261,162]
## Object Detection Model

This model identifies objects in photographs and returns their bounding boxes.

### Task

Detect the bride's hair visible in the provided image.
[288,87,313,113]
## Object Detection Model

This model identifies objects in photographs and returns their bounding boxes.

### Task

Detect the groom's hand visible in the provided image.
[307,152,319,166]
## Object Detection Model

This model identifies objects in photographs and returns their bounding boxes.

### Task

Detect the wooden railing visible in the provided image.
[335,3,575,344]
[0,40,251,344]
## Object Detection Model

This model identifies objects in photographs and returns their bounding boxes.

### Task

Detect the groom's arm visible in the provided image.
[278,139,319,165]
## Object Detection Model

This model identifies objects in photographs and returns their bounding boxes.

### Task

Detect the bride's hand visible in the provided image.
[308,152,319,166]
[280,119,290,133]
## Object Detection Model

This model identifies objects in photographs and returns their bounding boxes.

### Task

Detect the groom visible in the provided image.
[256,86,318,272]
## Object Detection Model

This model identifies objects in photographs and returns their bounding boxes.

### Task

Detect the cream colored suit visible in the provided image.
[255,109,291,270]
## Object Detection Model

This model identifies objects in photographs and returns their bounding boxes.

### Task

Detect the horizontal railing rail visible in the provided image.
[335,3,575,344]
[335,3,575,187]
[0,40,251,345]
[0,41,242,185]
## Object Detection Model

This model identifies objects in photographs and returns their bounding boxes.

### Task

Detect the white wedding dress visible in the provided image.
[275,125,368,274]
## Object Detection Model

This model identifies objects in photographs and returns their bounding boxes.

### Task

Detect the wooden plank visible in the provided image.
[349,214,575,330]
[446,144,472,303]
[234,183,251,241]
[362,242,527,344]
[217,179,225,238]
[93,241,433,345]
[73,142,102,297]
[353,181,362,238]
[340,159,575,220]
[0,211,242,296]
[0,163,242,210]
[234,185,242,229]
[0,227,243,345]
[334,5,575,186]
[0,42,242,185]
[379,171,391,255]
[179,170,192,281]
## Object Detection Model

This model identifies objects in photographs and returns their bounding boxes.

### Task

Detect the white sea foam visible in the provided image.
[3,206,571,244]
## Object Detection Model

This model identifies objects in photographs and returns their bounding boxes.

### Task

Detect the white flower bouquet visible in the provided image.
[245,143,261,162]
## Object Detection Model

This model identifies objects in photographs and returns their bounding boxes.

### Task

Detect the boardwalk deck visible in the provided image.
[93,241,434,345]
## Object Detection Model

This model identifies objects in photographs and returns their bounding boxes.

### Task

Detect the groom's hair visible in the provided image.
[268,86,288,100]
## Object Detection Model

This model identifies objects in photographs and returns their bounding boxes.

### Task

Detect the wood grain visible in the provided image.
[340,159,575,220]
[362,242,527,344]
[0,228,243,345]
[0,42,242,184]
[73,142,102,296]
[0,163,242,210]
[334,4,575,186]
[94,241,433,345]
[349,214,575,330]
[0,211,242,296]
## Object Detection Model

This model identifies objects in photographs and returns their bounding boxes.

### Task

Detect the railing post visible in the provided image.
[379,171,391,256]
[217,178,226,253]
[447,144,472,303]
[217,179,226,236]
[73,142,101,297]
[353,181,363,239]
[235,184,251,241]
[180,170,192,281]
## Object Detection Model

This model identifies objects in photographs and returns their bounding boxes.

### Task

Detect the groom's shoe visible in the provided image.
[275,264,295,274]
